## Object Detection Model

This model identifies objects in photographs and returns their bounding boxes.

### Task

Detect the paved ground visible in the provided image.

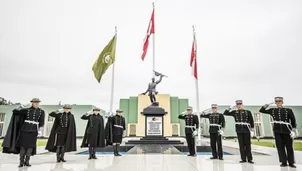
[0,138,301,171]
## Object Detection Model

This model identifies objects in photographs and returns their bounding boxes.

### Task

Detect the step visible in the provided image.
[140,137,168,140]
[126,140,184,145]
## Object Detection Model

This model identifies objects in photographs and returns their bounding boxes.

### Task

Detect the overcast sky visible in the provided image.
[0,0,301,112]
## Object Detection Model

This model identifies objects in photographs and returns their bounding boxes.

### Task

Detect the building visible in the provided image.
[0,94,301,138]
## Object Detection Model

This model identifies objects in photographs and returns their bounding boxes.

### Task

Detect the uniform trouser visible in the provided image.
[210,133,223,158]
[237,133,252,161]
[185,133,196,155]
[274,133,295,164]
[20,147,33,163]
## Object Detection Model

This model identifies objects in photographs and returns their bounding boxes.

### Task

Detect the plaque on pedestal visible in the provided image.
[141,102,167,137]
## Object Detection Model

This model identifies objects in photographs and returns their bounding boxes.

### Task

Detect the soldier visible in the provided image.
[45,104,77,163]
[200,104,225,160]
[105,109,126,156]
[178,106,199,157]
[259,97,297,168]
[81,107,106,160]
[223,100,255,164]
[2,98,45,168]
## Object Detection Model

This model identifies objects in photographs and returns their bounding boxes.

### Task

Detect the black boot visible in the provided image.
[18,147,26,167]
[88,146,93,160]
[113,145,118,156]
[56,147,61,162]
[60,146,66,162]
[116,144,122,156]
[92,148,97,159]
[24,156,31,167]
[24,148,32,167]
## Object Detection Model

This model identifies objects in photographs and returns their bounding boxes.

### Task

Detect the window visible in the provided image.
[253,113,264,138]
[0,113,6,137]
[45,114,54,137]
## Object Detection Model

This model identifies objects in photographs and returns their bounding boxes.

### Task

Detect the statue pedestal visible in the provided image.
[142,102,166,137]
[126,102,183,144]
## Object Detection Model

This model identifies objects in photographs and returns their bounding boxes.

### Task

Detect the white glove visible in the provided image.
[15,103,32,110]
[263,102,274,108]
[38,131,42,136]
[218,130,224,135]
[86,110,93,115]
[55,109,64,113]
[227,105,235,111]
[123,131,126,137]
[250,131,254,137]
[181,111,187,115]
[192,130,198,137]
[290,131,296,139]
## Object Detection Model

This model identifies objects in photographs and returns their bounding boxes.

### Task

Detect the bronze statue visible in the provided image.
[141,70,167,104]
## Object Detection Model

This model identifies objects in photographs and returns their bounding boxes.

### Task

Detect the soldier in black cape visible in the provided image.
[2,98,45,168]
[45,104,77,162]
[259,97,297,168]
[81,107,106,160]
[105,109,126,156]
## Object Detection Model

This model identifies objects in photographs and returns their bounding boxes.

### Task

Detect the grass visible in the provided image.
[251,139,302,151]
[0,139,48,151]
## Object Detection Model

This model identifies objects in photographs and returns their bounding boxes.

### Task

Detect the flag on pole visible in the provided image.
[141,9,155,61]
[190,37,198,79]
[92,35,117,82]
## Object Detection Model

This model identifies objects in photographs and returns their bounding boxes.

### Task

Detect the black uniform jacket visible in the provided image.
[259,107,296,134]
[200,113,225,133]
[223,109,254,133]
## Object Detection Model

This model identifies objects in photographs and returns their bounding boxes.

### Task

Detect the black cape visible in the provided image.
[45,113,77,152]
[80,115,106,148]
[2,110,36,155]
[105,116,113,146]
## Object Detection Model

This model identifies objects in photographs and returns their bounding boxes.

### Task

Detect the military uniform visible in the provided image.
[223,100,254,163]
[2,98,45,168]
[200,104,225,159]
[46,104,77,163]
[178,107,199,156]
[259,97,297,168]
[81,107,105,160]
[105,109,126,156]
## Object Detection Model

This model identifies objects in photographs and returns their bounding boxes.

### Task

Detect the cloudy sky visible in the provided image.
[0,0,301,112]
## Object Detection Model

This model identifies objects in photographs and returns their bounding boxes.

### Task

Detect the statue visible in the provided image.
[141,70,167,104]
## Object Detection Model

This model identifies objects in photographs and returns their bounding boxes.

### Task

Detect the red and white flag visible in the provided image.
[141,9,155,61]
[190,38,198,79]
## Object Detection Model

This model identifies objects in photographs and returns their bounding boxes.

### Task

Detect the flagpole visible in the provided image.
[109,26,117,116]
[152,2,155,78]
[192,25,201,141]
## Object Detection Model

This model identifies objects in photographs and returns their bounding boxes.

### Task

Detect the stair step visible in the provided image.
[126,140,184,144]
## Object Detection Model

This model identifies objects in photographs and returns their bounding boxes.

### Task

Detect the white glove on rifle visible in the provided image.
[192,130,198,137]
[218,129,224,135]
[251,128,255,138]
[290,128,297,139]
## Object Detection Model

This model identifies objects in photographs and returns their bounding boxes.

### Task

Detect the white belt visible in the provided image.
[272,120,292,131]
[209,124,221,127]
[235,122,251,132]
[25,120,39,132]
[185,126,195,128]
[114,125,123,128]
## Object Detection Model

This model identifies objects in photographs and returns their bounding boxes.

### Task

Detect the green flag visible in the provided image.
[92,35,117,82]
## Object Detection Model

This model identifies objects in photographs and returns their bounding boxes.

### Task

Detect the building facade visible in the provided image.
[0,95,301,138]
